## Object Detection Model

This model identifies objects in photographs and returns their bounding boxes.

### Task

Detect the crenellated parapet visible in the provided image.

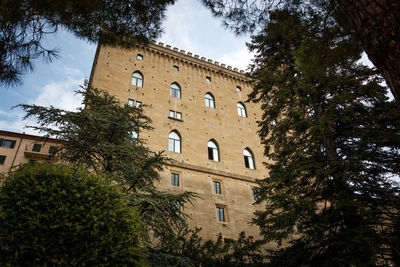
[131,40,250,83]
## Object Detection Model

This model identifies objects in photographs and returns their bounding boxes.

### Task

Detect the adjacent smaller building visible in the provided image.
[0,130,65,174]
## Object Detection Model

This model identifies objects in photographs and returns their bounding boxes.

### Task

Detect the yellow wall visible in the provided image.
[0,131,63,174]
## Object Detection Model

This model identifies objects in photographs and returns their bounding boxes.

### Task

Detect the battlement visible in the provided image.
[150,40,246,75]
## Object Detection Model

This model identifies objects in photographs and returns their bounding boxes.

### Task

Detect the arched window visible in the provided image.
[131,71,143,87]
[243,148,255,169]
[237,102,247,117]
[208,140,219,161]
[168,131,181,153]
[205,93,215,108]
[170,83,181,98]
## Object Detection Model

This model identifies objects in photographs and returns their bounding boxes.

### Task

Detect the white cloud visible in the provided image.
[0,75,84,135]
[0,110,38,135]
[31,76,84,111]
[218,47,254,71]
[159,0,253,71]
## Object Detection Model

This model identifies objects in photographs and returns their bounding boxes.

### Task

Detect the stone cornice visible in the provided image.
[168,161,258,183]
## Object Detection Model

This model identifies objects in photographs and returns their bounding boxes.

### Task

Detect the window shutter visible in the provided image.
[208,147,213,160]
[244,156,249,168]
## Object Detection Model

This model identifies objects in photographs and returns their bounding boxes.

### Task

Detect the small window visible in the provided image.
[173,65,179,72]
[208,140,219,161]
[205,93,215,108]
[0,155,6,165]
[128,99,134,107]
[131,71,143,88]
[236,86,241,92]
[32,144,42,152]
[175,202,181,215]
[135,101,142,108]
[216,207,225,222]
[213,181,221,194]
[48,146,58,155]
[243,148,255,169]
[206,76,211,82]
[168,131,181,153]
[0,138,16,148]
[132,130,138,139]
[169,110,182,120]
[237,102,247,117]
[170,83,181,98]
[171,173,180,187]
[252,188,258,201]
[137,54,143,60]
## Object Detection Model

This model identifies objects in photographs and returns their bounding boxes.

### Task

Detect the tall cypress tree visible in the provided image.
[248,9,400,265]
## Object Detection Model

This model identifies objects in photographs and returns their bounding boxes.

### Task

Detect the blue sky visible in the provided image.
[0,0,252,135]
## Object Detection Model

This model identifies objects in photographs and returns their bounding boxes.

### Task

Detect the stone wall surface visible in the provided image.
[91,42,271,240]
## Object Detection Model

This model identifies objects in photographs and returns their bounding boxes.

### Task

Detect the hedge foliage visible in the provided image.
[0,163,146,266]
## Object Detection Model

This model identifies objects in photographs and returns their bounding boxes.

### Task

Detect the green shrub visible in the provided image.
[0,163,146,266]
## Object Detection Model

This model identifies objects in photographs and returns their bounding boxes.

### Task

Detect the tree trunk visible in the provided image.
[337,0,400,105]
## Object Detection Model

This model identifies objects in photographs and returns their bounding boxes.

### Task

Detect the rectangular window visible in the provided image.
[0,138,16,148]
[213,181,221,194]
[236,86,241,92]
[32,144,42,152]
[137,54,143,60]
[136,101,142,108]
[173,65,179,72]
[128,99,134,106]
[216,207,225,222]
[206,76,211,82]
[169,110,182,120]
[0,155,6,165]
[252,188,258,201]
[49,146,58,155]
[175,202,181,215]
[171,173,179,187]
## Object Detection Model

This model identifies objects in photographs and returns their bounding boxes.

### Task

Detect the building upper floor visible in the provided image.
[0,130,65,173]
[89,42,270,181]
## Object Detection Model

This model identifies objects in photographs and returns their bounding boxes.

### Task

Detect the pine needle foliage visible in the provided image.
[248,9,400,266]
[147,227,266,267]
[17,85,195,252]
[0,0,175,86]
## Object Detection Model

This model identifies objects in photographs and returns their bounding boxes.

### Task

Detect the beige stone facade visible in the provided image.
[88,41,269,241]
[0,130,64,174]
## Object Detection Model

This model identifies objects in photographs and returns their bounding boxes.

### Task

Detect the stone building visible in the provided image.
[88,41,270,241]
[0,130,64,174]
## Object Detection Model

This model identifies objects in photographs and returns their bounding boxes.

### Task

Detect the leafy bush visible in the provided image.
[0,163,146,266]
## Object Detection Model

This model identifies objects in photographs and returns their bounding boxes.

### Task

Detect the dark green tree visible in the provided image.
[0,0,174,86]
[0,163,146,266]
[17,85,195,255]
[247,9,400,265]
[147,227,266,267]
[201,0,400,104]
